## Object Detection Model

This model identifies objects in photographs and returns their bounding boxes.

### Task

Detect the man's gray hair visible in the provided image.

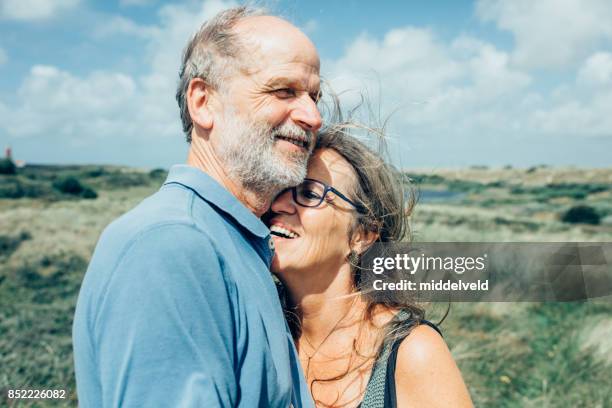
[176,6,267,142]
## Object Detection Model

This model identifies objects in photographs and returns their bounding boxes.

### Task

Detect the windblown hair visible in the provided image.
[277,120,428,404]
[314,123,425,324]
[317,126,407,244]
[176,6,266,142]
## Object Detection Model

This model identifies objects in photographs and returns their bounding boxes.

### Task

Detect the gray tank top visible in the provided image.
[359,312,441,408]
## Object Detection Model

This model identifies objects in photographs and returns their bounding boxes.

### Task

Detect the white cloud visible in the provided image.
[5,65,136,139]
[325,28,530,135]
[2,0,611,166]
[529,53,612,137]
[0,0,80,21]
[0,47,7,65]
[578,52,612,86]
[0,0,238,165]
[143,0,236,78]
[93,16,159,39]
[323,16,612,166]
[476,0,612,69]
[327,27,464,109]
[529,91,612,137]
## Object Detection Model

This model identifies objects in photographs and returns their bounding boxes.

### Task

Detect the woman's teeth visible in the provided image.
[270,225,298,239]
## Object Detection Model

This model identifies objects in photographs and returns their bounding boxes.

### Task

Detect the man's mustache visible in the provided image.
[270,124,314,151]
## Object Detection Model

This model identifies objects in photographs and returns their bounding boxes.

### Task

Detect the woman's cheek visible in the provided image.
[305,232,349,268]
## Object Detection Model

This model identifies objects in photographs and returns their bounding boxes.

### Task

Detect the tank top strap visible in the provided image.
[359,332,394,408]
[360,311,441,408]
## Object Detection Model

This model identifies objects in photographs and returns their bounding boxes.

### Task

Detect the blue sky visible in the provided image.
[1,0,611,168]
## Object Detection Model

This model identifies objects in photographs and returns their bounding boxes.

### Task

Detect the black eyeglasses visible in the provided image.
[287,178,363,211]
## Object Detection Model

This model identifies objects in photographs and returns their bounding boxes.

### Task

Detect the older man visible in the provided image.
[73,6,321,407]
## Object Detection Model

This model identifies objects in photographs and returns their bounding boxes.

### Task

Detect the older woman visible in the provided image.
[265,125,473,407]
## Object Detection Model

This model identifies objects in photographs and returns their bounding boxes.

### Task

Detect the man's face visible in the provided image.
[215,107,315,195]
[213,16,322,192]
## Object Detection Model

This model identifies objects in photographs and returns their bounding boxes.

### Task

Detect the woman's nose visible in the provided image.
[271,189,297,214]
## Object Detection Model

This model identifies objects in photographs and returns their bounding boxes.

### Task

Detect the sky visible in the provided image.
[1,0,611,168]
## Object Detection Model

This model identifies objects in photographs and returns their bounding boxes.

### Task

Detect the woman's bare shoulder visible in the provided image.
[395,324,474,407]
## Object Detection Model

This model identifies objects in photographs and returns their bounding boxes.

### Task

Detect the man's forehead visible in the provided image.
[234,15,305,40]
[265,70,320,90]
[233,15,320,70]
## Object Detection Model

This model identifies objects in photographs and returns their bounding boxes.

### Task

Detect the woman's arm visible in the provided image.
[395,325,473,407]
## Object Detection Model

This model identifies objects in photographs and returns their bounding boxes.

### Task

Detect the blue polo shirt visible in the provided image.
[73,165,312,407]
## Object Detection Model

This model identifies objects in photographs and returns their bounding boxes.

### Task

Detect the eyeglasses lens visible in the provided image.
[295,180,326,207]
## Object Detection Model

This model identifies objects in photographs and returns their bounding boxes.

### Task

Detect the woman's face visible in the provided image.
[266,148,358,277]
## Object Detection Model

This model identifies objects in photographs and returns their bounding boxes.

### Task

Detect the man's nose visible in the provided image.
[291,94,322,133]
[271,189,297,214]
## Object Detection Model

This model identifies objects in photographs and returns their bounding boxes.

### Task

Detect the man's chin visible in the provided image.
[277,163,307,187]
[270,150,307,177]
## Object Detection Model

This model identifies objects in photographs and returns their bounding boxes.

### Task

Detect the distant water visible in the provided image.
[417,189,465,203]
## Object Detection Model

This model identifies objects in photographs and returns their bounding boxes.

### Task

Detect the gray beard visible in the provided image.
[217,112,314,200]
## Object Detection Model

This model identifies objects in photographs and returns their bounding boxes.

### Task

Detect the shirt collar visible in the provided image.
[163,164,271,239]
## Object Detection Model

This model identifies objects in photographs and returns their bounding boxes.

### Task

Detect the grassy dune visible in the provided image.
[1,165,611,407]
[410,166,612,407]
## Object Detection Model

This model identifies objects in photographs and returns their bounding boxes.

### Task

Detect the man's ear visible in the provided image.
[187,78,215,131]
[351,227,379,256]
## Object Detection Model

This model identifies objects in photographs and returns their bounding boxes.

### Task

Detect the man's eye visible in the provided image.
[310,91,321,103]
[273,88,296,98]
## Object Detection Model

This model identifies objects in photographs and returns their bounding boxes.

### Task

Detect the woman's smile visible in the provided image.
[269,222,300,239]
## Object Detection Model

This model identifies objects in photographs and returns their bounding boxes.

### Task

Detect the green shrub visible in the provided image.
[0,158,16,175]
[53,177,83,195]
[0,177,59,200]
[52,176,97,199]
[0,231,32,259]
[99,171,151,189]
[560,205,601,225]
[0,177,24,198]
[81,187,98,199]
[447,179,487,193]
[85,167,106,178]
[510,183,610,201]
[149,168,168,179]
[21,178,56,198]
[510,185,525,194]
[486,181,506,188]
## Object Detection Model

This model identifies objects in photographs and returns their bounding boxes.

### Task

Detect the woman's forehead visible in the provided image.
[306,148,356,191]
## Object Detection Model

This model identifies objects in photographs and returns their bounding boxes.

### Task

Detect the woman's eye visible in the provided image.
[302,189,321,200]
[273,88,296,98]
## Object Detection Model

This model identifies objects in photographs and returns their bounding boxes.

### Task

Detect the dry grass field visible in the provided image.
[1,163,611,407]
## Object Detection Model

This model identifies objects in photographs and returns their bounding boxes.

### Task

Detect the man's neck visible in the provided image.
[186,136,272,217]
